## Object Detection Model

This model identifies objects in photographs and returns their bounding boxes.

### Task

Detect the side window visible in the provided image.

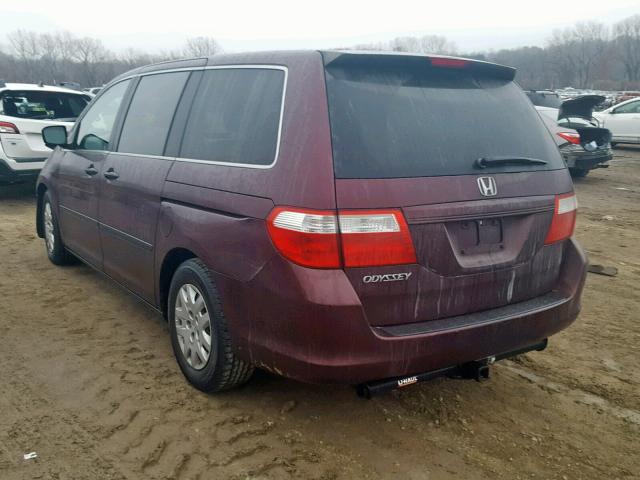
[117,72,189,156]
[180,68,285,166]
[76,80,130,151]
[614,100,640,114]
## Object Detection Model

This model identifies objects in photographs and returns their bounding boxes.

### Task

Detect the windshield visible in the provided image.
[0,90,90,121]
[324,57,565,178]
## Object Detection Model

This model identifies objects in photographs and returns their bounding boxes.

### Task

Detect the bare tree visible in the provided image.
[183,37,221,57]
[547,21,609,88]
[416,35,458,55]
[488,46,552,90]
[72,37,110,86]
[614,14,640,83]
[7,30,41,82]
[39,32,71,83]
[7,30,40,60]
[2,24,639,90]
[353,34,457,55]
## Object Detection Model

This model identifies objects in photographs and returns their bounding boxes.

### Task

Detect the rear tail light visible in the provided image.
[544,193,578,245]
[0,121,19,134]
[339,210,417,267]
[557,132,581,145]
[267,207,417,269]
[267,208,340,268]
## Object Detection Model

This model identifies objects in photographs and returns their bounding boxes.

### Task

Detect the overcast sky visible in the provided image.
[2,0,639,53]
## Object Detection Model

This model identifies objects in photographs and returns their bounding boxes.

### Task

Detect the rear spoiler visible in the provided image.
[321,51,516,81]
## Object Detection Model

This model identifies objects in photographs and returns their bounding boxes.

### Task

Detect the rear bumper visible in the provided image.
[561,146,612,170]
[220,238,587,384]
[0,146,44,183]
[0,158,40,183]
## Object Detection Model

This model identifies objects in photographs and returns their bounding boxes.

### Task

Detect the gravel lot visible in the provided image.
[1,148,639,480]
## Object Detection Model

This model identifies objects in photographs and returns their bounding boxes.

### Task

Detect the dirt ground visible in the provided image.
[0,149,638,480]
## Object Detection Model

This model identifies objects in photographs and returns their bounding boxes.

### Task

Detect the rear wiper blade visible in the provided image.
[475,156,548,169]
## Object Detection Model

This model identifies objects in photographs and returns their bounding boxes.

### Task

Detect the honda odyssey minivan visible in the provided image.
[36,51,587,394]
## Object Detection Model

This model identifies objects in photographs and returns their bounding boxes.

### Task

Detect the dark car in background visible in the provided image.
[531,94,613,178]
[35,51,587,395]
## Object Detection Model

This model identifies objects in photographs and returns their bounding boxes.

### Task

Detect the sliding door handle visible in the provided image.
[104,168,119,180]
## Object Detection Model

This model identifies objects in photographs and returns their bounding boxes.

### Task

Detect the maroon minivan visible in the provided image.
[36,51,587,395]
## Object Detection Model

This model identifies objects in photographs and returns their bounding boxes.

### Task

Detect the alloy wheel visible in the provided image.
[43,201,55,254]
[174,283,212,370]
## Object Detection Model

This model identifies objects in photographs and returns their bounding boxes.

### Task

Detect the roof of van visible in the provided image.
[109,50,516,85]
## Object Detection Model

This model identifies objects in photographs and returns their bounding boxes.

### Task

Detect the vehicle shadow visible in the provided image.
[0,180,37,201]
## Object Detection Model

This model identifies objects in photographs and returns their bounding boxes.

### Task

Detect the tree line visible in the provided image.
[351,15,640,90]
[1,14,639,90]
[0,32,221,87]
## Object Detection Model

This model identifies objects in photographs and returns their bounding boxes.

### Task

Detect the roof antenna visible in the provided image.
[38,81,44,87]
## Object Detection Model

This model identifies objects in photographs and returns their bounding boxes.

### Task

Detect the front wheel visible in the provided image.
[42,192,75,265]
[168,258,254,392]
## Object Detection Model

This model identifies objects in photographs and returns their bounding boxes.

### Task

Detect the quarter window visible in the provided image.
[76,80,130,151]
[117,72,189,156]
[179,68,285,166]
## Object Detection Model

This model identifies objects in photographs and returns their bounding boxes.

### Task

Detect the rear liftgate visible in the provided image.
[355,339,548,399]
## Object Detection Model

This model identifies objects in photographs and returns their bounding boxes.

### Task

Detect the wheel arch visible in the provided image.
[159,247,197,320]
[35,182,48,238]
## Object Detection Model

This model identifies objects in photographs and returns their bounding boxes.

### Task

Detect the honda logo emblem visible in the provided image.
[477,177,497,197]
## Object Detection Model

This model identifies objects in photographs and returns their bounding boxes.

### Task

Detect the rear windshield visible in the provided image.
[0,90,90,121]
[324,56,564,178]
[526,91,563,108]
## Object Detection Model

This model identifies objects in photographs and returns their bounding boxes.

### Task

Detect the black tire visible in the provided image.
[168,258,254,392]
[41,191,75,265]
[569,168,589,178]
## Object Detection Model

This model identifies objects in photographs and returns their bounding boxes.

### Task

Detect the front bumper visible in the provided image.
[220,238,587,385]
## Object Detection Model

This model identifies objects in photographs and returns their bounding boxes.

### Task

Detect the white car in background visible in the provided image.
[0,82,91,184]
[594,97,640,146]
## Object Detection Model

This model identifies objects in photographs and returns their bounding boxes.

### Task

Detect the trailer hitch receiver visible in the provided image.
[356,340,547,399]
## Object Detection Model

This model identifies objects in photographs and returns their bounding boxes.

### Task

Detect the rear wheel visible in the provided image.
[168,258,254,392]
[42,192,75,265]
[569,168,589,178]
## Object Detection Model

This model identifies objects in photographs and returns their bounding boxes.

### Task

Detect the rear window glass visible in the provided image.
[179,68,284,166]
[324,57,565,178]
[0,90,89,121]
[118,72,189,156]
[526,91,563,108]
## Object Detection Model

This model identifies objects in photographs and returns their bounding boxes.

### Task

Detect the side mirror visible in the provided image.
[42,125,68,149]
